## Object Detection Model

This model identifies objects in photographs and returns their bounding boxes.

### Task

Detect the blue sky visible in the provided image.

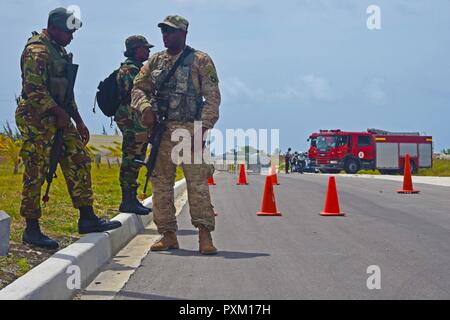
[0,0,449,152]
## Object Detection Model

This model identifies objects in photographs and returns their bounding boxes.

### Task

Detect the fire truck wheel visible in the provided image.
[345,158,360,174]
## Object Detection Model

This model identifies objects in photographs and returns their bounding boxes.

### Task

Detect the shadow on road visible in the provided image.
[137,229,160,236]
[137,229,198,236]
[176,229,198,236]
[81,289,183,300]
[156,249,270,259]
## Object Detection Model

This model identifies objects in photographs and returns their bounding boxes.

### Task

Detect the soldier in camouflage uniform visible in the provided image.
[115,36,154,216]
[16,8,121,250]
[131,15,221,255]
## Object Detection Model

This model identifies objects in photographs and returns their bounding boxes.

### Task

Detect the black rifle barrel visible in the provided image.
[42,63,79,203]
[136,120,166,196]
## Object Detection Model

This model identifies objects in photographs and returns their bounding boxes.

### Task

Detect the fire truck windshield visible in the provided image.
[316,135,339,151]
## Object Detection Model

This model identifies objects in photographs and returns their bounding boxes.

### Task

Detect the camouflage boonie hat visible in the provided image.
[125,35,154,51]
[158,15,189,31]
[48,7,82,32]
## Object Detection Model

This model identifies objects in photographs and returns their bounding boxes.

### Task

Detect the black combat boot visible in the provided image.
[22,219,59,250]
[119,188,151,215]
[132,188,152,213]
[78,206,122,234]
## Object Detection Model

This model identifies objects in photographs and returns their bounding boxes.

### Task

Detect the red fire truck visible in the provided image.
[308,129,433,174]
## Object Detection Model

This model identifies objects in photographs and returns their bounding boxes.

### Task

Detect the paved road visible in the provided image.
[115,173,450,300]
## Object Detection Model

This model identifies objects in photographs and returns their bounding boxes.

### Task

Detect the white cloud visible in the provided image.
[220,74,337,108]
[220,77,265,106]
[280,74,336,103]
[364,77,388,106]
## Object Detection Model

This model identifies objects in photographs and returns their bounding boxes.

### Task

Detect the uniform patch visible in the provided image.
[209,74,218,83]
[204,65,218,84]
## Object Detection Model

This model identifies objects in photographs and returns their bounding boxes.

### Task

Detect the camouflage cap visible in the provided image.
[125,35,154,51]
[48,7,82,32]
[157,15,189,32]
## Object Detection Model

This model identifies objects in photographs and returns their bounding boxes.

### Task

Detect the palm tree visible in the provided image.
[86,144,102,168]
[100,141,122,167]
[0,135,22,174]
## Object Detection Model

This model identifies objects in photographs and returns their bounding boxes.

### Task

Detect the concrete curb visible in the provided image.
[0,211,10,256]
[0,179,187,300]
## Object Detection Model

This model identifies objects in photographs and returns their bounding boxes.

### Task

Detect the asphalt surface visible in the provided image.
[115,173,450,300]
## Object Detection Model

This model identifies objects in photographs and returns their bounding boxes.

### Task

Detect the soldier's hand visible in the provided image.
[51,106,70,129]
[142,108,156,128]
[76,122,90,145]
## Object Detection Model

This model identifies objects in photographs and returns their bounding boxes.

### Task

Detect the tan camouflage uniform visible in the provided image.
[15,30,93,219]
[131,44,221,233]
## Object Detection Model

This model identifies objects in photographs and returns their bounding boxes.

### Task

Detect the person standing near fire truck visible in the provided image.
[285,147,292,174]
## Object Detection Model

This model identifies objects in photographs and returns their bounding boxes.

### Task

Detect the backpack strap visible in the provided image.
[92,93,97,114]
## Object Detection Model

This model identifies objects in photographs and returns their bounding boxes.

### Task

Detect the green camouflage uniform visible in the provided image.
[114,58,149,192]
[15,30,93,219]
[131,16,221,233]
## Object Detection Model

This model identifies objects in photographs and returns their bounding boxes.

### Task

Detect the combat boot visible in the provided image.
[150,231,179,251]
[78,206,122,234]
[132,188,152,213]
[22,219,59,250]
[119,189,151,215]
[198,226,217,255]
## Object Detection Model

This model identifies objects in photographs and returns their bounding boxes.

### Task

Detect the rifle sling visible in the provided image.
[40,36,78,119]
[155,46,195,94]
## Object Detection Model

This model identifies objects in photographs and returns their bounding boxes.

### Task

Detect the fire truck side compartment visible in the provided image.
[419,143,432,167]
[400,143,418,158]
[376,143,399,169]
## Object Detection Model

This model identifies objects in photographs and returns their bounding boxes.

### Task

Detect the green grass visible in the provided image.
[0,255,30,282]
[16,258,30,274]
[358,159,450,176]
[358,169,381,175]
[0,159,184,243]
[89,135,122,149]
[416,159,450,177]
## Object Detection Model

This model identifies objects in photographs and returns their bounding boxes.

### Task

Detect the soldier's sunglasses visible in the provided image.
[160,25,178,34]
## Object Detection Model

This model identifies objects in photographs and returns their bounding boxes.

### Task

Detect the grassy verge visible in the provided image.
[0,159,184,289]
[358,169,380,175]
[416,159,450,177]
[359,159,450,176]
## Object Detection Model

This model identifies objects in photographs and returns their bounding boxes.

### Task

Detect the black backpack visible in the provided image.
[93,69,120,117]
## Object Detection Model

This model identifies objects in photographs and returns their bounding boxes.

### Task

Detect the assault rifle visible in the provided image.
[136,47,195,198]
[42,59,78,203]
[135,114,167,198]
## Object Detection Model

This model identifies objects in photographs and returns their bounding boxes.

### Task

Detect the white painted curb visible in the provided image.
[0,179,187,300]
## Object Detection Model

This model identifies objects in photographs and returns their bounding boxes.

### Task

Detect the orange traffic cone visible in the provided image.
[271,174,279,186]
[208,175,216,186]
[270,164,280,185]
[397,154,420,194]
[257,176,282,216]
[237,164,249,185]
[320,176,345,216]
